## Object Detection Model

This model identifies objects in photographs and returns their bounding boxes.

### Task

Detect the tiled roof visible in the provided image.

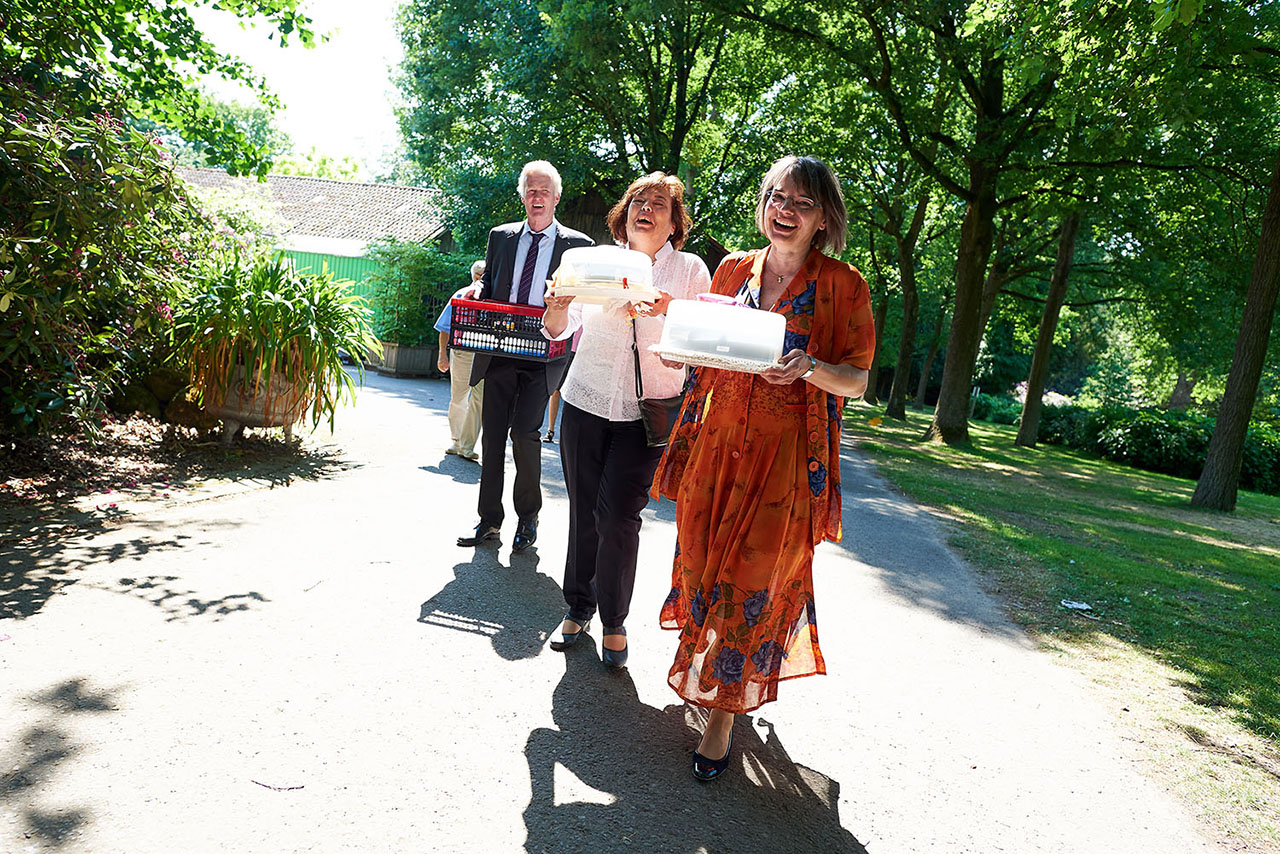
[176,167,447,245]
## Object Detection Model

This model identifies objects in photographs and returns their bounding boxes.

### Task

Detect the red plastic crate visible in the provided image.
[448,298,569,362]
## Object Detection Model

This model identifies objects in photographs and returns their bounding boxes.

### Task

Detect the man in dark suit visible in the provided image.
[458,160,595,552]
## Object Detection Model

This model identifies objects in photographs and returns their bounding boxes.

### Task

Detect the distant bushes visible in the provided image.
[1032,403,1280,496]
[971,393,1022,425]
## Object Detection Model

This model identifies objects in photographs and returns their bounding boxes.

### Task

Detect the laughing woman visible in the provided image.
[542,172,711,670]
[651,155,876,781]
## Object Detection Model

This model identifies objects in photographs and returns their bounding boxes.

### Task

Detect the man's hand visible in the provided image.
[437,353,450,373]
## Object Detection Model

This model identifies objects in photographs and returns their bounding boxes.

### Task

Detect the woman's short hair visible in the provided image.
[606,172,693,250]
[470,260,486,279]
[518,160,563,198]
[754,155,848,255]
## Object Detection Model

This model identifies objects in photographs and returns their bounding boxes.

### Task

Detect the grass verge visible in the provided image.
[846,406,1280,851]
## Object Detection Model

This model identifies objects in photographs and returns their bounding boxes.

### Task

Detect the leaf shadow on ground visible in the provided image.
[417,546,566,660]
[0,515,272,622]
[1,678,123,848]
[522,648,867,854]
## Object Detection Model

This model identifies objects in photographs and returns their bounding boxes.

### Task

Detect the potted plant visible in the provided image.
[365,237,469,377]
[173,251,380,446]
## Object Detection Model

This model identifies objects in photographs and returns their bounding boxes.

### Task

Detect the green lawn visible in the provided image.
[845,408,1280,744]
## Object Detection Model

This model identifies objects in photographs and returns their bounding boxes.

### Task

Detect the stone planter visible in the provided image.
[376,341,438,378]
[207,367,310,447]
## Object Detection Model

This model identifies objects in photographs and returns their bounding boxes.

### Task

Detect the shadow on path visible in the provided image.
[831,443,1024,641]
[1,516,267,622]
[418,546,564,660]
[523,649,867,853]
[1,678,124,847]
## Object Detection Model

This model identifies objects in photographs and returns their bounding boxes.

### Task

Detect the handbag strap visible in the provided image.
[631,317,646,400]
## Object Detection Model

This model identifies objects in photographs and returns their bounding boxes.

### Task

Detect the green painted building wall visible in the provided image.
[281,250,381,301]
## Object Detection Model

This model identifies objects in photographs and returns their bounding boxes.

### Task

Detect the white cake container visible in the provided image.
[654,297,785,373]
[549,246,659,304]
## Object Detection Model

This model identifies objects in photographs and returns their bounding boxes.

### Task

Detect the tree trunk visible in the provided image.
[925,171,999,444]
[885,191,930,420]
[1016,212,1081,447]
[914,301,947,409]
[1192,147,1280,511]
[864,291,890,406]
[1165,373,1197,409]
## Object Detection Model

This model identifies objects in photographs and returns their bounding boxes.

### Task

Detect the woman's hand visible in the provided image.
[658,355,686,370]
[634,288,674,317]
[760,348,812,385]
[542,293,575,338]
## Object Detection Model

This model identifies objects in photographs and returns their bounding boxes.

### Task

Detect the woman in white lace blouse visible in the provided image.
[542,172,711,669]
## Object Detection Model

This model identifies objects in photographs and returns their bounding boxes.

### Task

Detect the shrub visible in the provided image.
[972,393,1022,426]
[0,72,199,437]
[1037,402,1280,496]
[365,238,472,346]
[172,251,379,431]
[1096,409,1213,480]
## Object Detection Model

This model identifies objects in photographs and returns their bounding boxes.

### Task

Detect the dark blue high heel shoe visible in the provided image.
[692,730,734,782]
[549,615,590,651]
[601,627,628,670]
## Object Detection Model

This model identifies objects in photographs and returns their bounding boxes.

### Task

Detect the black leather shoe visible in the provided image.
[549,614,590,651]
[601,627,628,670]
[457,523,501,547]
[692,730,734,782]
[512,518,537,552]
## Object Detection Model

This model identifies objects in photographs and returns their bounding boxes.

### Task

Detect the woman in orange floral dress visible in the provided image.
[651,155,876,781]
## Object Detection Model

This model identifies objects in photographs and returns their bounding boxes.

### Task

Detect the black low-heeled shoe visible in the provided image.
[601,627,628,670]
[549,615,590,651]
[692,730,734,782]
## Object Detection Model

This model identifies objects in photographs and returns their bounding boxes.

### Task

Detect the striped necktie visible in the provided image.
[516,231,544,304]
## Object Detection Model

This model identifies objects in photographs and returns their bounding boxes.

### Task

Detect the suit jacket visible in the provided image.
[469,220,595,392]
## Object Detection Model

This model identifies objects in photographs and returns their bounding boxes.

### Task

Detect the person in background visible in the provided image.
[542,172,711,669]
[457,160,594,552]
[651,155,875,781]
[435,259,486,462]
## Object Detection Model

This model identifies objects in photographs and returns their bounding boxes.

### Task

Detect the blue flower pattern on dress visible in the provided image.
[777,281,817,316]
[751,640,786,676]
[742,590,767,627]
[783,329,810,356]
[709,584,723,608]
[807,459,827,496]
[691,588,707,627]
[712,646,746,685]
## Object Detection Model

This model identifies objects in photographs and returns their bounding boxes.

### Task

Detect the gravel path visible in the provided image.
[0,369,1215,853]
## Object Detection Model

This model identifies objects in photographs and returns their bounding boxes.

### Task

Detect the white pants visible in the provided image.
[447,348,483,455]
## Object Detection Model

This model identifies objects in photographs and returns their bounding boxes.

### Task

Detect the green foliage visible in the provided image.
[138,95,293,171]
[172,252,379,431]
[1096,410,1214,481]
[394,0,784,250]
[3,0,314,178]
[971,394,1022,426]
[0,74,200,437]
[272,148,364,181]
[365,238,471,346]
[1037,404,1280,495]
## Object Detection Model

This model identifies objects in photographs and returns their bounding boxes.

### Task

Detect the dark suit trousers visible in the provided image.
[478,357,551,527]
[559,401,664,629]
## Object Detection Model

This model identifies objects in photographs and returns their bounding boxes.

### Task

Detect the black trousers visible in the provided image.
[559,401,664,629]
[478,358,551,526]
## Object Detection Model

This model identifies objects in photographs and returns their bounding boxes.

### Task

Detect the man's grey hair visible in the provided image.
[518,160,563,198]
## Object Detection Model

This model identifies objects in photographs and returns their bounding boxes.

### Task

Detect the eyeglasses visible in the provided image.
[766,190,820,213]
[630,194,669,209]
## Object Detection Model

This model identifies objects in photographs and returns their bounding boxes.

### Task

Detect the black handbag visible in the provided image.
[633,319,684,448]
